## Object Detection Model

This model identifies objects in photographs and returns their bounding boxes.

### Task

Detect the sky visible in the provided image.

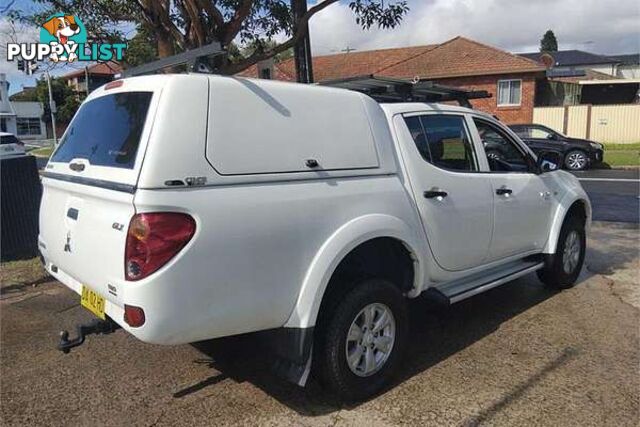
[1,0,639,94]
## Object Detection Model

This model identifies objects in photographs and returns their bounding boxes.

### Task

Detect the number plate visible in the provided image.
[81,285,105,320]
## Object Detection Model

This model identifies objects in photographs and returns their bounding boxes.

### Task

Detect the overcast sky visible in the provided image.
[1,0,639,93]
[308,0,640,56]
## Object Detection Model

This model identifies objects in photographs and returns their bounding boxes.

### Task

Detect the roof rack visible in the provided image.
[318,75,491,108]
[120,42,224,78]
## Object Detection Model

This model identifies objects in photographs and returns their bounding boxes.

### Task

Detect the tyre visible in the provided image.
[537,215,586,289]
[314,278,408,402]
[564,150,588,170]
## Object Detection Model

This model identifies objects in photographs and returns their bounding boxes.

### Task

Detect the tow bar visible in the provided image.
[57,318,120,354]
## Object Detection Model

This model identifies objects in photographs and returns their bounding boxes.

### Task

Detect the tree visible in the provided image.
[25,1,409,74]
[31,77,80,125]
[540,30,558,52]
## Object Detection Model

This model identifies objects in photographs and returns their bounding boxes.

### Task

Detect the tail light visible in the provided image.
[125,212,196,281]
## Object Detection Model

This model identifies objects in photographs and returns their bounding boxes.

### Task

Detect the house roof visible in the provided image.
[518,50,618,66]
[239,36,544,82]
[609,53,640,65]
[61,61,122,79]
[378,37,544,79]
[548,69,622,84]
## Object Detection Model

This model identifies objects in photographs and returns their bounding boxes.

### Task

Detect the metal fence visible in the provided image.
[1,155,42,261]
[533,104,640,144]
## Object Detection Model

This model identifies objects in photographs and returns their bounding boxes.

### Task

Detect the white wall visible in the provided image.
[618,65,640,79]
[11,101,46,140]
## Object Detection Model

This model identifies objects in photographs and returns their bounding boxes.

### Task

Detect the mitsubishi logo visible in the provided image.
[64,231,72,253]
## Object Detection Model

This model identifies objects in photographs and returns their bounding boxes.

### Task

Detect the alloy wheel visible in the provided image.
[345,303,396,377]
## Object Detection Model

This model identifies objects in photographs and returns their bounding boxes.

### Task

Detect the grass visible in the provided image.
[603,142,640,167]
[0,257,50,290]
[29,146,55,157]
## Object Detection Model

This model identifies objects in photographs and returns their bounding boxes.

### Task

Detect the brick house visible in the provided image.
[61,61,122,95]
[240,37,545,124]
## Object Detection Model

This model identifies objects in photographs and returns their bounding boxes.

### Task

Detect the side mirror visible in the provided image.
[537,151,563,172]
[546,133,558,140]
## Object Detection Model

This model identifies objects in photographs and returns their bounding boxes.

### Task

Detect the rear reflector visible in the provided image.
[125,212,196,281]
[124,305,145,327]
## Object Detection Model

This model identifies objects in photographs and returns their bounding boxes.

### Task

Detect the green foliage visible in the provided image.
[33,77,79,124]
[540,30,558,52]
[21,0,409,74]
[124,25,158,68]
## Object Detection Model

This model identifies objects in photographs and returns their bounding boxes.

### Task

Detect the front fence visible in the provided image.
[533,104,640,144]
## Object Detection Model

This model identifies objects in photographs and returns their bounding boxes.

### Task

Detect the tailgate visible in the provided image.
[39,178,134,302]
[39,77,164,303]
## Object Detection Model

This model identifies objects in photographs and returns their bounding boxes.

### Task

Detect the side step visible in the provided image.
[433,260,544,304]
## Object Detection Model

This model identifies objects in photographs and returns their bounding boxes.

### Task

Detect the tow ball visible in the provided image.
[57,318,120,354]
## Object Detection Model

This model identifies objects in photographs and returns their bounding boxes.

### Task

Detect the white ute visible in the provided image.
[40,74,590,401]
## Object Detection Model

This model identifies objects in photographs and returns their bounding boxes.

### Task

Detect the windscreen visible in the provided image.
[51,92,153,169]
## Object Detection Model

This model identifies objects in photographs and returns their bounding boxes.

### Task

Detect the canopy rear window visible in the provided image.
[51,92,153,169]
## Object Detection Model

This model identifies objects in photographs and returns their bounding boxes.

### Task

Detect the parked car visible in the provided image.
[39,75,591,401]
[0,132,26,158]
[508,124,604,171]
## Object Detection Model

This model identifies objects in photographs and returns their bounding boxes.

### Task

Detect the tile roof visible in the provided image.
[518,50,618,66]
[61,61,122,79]
[548,69,622,84]
[609,53,640,65]
[378,37,544,79]
[239,36,544,82]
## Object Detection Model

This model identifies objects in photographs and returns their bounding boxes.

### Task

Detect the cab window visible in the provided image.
[404,114,477,172]
[474,119,532,173]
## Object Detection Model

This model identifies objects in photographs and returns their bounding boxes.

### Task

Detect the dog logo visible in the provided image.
[39,14,87,63]
[7,13,126,64]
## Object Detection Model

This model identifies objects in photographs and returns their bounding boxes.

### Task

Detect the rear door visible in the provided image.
[40,82,160,299]
[394,112,494,271]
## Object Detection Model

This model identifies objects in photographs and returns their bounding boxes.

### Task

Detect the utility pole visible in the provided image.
[45,71,57,145]
[84,66,90,96]
[291,0,314,83]
[341,46,357,53]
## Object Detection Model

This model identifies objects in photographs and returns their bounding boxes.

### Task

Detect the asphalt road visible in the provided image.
[570,169,639,223]
[1,222,639,426]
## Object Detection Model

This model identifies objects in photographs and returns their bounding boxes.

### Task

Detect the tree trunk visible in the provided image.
[157,32,175,58]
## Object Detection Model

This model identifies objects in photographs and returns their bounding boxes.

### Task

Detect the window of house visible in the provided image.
[16,118,42,136]
[404,114,477,172]
[497,79,522,106]
[259,67,272,80]
[0,118,7,132]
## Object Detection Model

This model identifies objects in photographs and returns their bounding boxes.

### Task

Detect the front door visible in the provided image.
[394,113,494,272]
[471,118,554,260]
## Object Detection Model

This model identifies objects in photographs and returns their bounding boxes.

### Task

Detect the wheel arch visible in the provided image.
[284,214,426,329]
[544,196,591,254]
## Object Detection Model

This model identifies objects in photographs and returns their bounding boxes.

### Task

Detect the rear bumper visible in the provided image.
[45,261,128,332]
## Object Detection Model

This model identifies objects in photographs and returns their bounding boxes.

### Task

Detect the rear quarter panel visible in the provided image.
[130,175,423,344]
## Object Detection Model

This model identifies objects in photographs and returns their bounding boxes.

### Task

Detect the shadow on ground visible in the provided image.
[178,272,581,416]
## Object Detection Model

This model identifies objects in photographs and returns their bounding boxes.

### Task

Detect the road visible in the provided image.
[571,169,639,223]
[1,222,638,426]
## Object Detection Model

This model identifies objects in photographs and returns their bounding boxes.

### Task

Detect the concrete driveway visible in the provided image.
[1,222,638,426]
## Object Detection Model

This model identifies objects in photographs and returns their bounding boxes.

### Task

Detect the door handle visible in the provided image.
[69,162,85,172]
[423,189,448,199]
[496,187,513,196]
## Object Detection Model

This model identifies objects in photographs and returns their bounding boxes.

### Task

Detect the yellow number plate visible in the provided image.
[81,285,105,320]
